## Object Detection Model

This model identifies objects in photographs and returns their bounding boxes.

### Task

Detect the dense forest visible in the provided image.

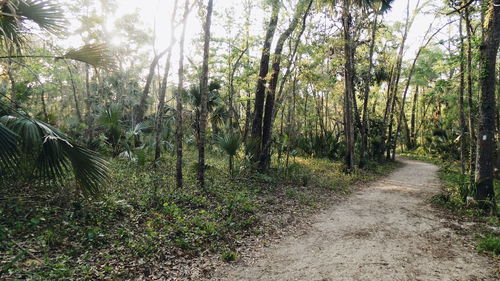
[0,0,498,279]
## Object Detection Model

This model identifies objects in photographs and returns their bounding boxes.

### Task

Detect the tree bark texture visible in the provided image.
[249,1,280,162]
[197,0,213,188]
[474,0,499,212]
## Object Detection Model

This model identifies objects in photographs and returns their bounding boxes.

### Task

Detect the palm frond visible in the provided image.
[63,143,109,196]
[125,122,149,139]
[0,115,42,152]
[0,122,19,172]
[217,131,240,157]
[0,5,25,47]
[97,104,123,143]
[1,115,109,195]
[17,0,65,34]
[62,43,116,70]
[0,0,65,47]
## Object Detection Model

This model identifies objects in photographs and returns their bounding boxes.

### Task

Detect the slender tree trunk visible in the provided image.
[274,4,310,116]
[465,7,477,189]
[381,0,414,160]
[260,0,312,171]
[474,0,499,212]
[403,112,411,150]
[392,20,449,160]
[136,49,168,124]
[154,0,178,161]
[304,91,309,139]
[312,90,327,137]
[6,53,16,104]
[229,155,234,176]
[342,0,355,171]
[175,0,190,188]
[86,66,96,140]
[410,85,418,148]
[250,1,280,162]
[379,64,395,159]
[66,65,83,123]
[386,92,397,160]
[85,65,91,121]
[459,16,467,176]
[40,90,48,122]
[360,11,379,168]
[229,45,248,128]
[243,90,251,143]
[198,0,213,189]
[242,1,253,143]
[324,94,329,135]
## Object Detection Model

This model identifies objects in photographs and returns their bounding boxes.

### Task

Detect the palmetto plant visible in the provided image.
[0,0,65,48]
[97,103,123,151]
[0,0,112,195]
[216,129,240,176]
[0,1,115,68]
[0,115,109,195]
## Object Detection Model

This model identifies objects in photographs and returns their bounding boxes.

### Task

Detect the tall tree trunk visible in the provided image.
[392,21,448,160]
[66,65,83,123]
[465,6,477,190]
[250,1,280,162]
[459,16,467,176]
[40,90,48,122]
[381,0,414,160]
[136,49,168,124]
[386,88,398,160]
[304,91,309,139]
[85,65,91,121]
[260,0,312,171]
[475,0,499,212]
[229,45,248,129]
[342,0,355,171]
[379,64,395,159]
[409,85,418,148]
[175,0,190,188]
[360,11,379,168]
[198,0,213,189]
[242,0,253,143]
[243,89,251,143]
[274,5,309,116]
[85,66,95,140]
[154,0,178,161]
[292,74,297,137]
[403,112,411,150]
[6,53,16,104]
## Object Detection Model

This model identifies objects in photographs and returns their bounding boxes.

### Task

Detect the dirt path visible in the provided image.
[212,158,497,281]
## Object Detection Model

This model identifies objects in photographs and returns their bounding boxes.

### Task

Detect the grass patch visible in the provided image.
[477,234,500,256]
[220,249,238,262]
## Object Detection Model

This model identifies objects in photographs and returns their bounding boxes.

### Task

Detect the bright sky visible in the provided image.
[385,0,452,58]
[61,0,451,70]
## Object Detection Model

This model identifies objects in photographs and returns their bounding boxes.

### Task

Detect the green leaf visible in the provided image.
[0,122,18,172]
[62,43,116,69]
[1,115,109,195]
[0,0,65,48]
[217,131,240,157]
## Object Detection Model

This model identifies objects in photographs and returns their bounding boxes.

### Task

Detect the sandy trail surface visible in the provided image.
[212,158,497,281]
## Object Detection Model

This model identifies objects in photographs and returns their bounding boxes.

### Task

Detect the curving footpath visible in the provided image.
[213,158,497,281]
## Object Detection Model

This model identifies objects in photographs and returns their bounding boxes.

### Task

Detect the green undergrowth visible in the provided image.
[401,150,499,257]
[1,150,396,279]
[477,234,500,256]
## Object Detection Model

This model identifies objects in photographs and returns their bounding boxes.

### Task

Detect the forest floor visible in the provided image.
[210,158,499,281]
